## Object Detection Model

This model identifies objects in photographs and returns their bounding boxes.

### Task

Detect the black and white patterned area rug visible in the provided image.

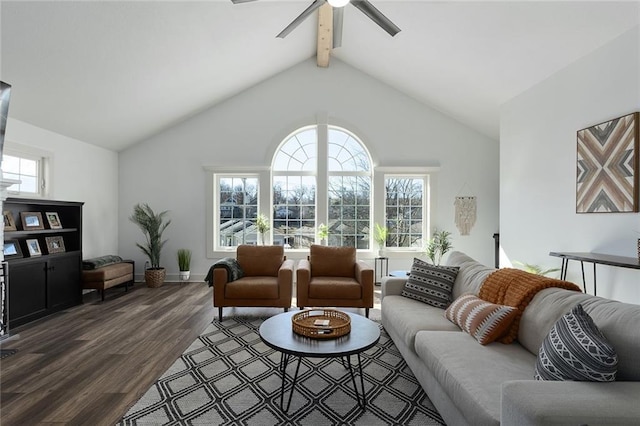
[119,317,444,425]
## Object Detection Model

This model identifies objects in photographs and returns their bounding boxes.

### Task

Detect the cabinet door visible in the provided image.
[48,254,82,310]
[8,260,48,327]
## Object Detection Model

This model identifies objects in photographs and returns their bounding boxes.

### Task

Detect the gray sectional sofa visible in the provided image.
[381,251,640,426]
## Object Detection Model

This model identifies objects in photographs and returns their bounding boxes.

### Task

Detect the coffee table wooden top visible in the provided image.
[259,310,380,358]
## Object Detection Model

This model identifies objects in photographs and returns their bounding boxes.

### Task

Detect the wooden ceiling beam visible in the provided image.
[317,3,333,68]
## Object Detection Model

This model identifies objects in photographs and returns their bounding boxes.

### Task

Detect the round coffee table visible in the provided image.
[259,310,380,412]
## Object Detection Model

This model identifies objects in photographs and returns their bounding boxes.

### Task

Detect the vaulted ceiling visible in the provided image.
[1,1,638,151]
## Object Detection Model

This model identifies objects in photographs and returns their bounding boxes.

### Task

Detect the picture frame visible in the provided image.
[3,239,23,259]
[3,210,17,231]
[45,236,66,254]
[20,211,45,230]
[577,112,639,213]
[26,238,42,257]
[45,212,63,229]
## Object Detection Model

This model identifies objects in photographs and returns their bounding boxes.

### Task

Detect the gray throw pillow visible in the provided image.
[401,258,459,309]
[535,303,617,381]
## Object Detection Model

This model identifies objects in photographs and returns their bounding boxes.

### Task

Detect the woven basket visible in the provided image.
[292,309,351,339]
[145,268,166,288]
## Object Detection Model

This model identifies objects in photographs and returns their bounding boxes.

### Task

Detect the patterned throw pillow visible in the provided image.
[401,258,459,308]
[534,303,617,382]
[444,294,518,345]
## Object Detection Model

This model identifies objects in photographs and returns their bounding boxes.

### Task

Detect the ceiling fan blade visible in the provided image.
[351,0,400,37]
[277,0,325,39]
[230,0,258,4]
[332,6,344,48]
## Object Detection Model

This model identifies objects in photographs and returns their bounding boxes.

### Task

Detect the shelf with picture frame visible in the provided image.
[3,198,84,328]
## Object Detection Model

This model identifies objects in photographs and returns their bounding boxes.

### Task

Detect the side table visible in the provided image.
[374,257,388,285]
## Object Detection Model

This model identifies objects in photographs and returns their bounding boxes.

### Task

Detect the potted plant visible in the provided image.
[317,223,329,245]
[177,248,192,281]
[425,230,453,266]
[374,223,388,256]
[513,261,560,277]
[130,203,171,287]
[255,213,270,245]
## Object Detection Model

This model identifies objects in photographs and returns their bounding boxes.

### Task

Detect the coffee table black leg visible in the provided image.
[279,352,302,413]
[343,354,366,408]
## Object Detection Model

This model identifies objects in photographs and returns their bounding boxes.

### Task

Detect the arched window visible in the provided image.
[272,125,372,249]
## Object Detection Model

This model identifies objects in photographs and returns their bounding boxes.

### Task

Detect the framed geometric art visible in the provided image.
[576,112,639,213]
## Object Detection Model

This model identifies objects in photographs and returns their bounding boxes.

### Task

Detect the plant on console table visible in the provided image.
[255,213,270,245]
[177,248,192,281]
[130,203,171,288]
[374,223,388,257]
[317,223,329,245]
[425,230,453,266]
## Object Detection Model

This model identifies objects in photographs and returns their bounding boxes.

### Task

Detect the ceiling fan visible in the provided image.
[230,0,401,48]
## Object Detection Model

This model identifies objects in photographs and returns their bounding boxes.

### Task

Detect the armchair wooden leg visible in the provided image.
[365,308,369,318]
[218,307,223,321]
[284,307,289,312]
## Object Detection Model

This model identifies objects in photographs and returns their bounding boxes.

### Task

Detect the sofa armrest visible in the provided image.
[296,259,311,307]
[381,276,407,300]
[501,380,640,426]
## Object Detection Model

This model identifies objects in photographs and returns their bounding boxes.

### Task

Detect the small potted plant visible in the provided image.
[177,248,192,281]
[374,223,388,256]
[425,230,453,266]
[255,213,270,245]
[130,203,171,287]
[317,223,329,245]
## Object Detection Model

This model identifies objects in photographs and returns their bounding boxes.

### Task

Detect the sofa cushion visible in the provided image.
[414,330,536,425]
[534,303,617,382]
[445,294,518,345]
[310,245,355,278]
[445,251,496,300]
[518,287,640,381]
[401,258,459,308]
[381,295,460,352]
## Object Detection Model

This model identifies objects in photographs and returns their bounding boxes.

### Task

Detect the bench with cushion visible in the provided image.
[82,255,134,301]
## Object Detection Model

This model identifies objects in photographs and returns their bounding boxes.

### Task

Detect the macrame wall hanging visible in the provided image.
[454,196,477,236]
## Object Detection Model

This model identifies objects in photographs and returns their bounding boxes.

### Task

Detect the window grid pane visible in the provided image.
[1,154,40,194]
[328,176,371,249]
[385,177,424,248]
[218,177,259,247]
[272,175,316,249]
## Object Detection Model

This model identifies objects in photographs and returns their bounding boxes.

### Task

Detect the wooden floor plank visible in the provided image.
[0,281,215,426]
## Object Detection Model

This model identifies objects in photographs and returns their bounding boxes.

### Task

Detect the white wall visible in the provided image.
[5,118,119,257]
[500,26,640,303]
[119,58,499,280]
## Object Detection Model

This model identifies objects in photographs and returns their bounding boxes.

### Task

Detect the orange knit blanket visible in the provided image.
[479,268,581,344]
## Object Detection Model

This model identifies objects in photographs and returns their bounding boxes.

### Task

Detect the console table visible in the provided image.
[549,251,640,296]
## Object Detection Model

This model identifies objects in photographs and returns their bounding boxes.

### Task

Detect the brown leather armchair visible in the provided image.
[296,245,374,318]
[213,245,294,320]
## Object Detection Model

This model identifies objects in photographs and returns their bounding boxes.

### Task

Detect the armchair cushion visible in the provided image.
[309,245,356,277]
[237,244,284,276]
[308,277,362,299]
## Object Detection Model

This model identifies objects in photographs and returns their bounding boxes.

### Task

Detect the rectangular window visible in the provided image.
[1,150,47,197]
[272,175,316,249]
[328,175,371,249]
[218,176,259,247]
[385,176,426,248]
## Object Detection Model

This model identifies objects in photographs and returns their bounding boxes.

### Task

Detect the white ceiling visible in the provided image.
[1,1,638,151]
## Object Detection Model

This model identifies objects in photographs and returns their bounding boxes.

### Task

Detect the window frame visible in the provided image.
[373,167,439,254]
[1,143,52,198]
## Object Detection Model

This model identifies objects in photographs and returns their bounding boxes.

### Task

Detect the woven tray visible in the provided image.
[292,309,351,339]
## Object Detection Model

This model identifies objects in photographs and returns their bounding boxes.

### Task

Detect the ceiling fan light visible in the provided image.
[328,0,350,8]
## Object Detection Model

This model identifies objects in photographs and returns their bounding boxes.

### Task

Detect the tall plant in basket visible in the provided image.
[130,203,171,287]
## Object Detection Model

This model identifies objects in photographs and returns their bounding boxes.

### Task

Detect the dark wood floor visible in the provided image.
[0,282,215,426]
[0,282,383,425]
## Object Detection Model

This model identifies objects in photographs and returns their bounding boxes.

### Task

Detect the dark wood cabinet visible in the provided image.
[4,198,83,328]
